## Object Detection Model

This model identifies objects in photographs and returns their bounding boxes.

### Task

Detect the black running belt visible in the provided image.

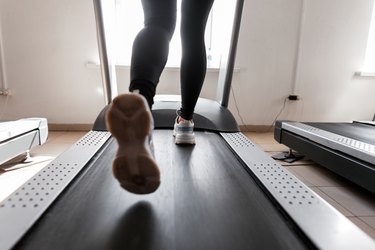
[14,131,310,250]
[306,122,375,145]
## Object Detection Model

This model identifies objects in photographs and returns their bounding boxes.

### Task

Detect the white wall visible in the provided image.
[296,0,375,122]
[0,0,374,125]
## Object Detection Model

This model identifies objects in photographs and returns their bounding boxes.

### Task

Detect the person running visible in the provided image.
[106,0,214,194]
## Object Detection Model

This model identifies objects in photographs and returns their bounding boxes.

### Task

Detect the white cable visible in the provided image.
[230,85,249,131]
[271,97,288,128]
[299,97,305,122]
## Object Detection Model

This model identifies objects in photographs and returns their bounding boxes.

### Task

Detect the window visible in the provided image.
[362,2,375,73]
[114,0,236,68]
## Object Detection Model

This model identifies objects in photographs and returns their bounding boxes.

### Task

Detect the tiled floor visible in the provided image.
[1,130,375,241]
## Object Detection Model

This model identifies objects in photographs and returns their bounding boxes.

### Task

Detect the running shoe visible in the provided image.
[173,115,195,145]
[106,93,160,194]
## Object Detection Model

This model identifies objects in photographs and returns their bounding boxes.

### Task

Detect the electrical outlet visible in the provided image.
[288,95,299,101]
[0,88,11,96]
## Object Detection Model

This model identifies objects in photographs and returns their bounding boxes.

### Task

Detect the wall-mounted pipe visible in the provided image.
[0,22,7,90]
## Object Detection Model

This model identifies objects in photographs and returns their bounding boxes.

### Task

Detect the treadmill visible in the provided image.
[0,0,374,249]
[275,121,375,193]
[0,118,48,165]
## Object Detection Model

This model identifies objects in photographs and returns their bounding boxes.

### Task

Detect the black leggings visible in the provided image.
[129,0,214,120]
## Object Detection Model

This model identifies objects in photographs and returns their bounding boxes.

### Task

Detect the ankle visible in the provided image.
[129,88,154,109]
[177,109,193,121]
[177,116,185,123]
[177,116,193,123]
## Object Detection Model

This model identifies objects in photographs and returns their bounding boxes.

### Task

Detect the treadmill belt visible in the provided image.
[14,130,309,250]
[306,122,375,145]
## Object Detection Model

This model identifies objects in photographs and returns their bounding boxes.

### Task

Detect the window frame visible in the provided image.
[113,0,234,69]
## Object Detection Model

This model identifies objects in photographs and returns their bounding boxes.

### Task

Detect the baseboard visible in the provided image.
[48,124,92,131]
[239,125,275,133]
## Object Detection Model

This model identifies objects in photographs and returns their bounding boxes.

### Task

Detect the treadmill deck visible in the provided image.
[1,130,374,249]
[12,131,308,250]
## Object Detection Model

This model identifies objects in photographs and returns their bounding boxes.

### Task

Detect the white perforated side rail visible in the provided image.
[0,131,111,250]
[282,122,375,164]
[221,132,375,250]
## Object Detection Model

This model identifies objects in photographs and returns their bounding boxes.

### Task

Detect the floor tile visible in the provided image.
[286,164,352,187]
[30,143,72,157]
[256,143,290,152]
[243,132,277,144]
[283,166,314,187]
[359,217,375,230]
[45,131,66,143]
[310,187,354,216]
[47,131,87,144]
[348,217,375,240]
[319,187,375,217]
[244,132,290,152]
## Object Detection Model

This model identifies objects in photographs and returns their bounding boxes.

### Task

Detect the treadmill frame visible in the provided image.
[275,121,375,193]
[0,118,48,165]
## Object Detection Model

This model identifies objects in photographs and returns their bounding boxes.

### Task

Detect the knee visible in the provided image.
[180,21,206,43]
[145,16,176,40]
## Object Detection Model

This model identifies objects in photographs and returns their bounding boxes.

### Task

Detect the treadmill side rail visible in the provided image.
[221,132,375,250]
[281,122,375,165]
[0,131,111,250]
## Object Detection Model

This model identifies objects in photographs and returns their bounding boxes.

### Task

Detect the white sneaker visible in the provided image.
[173,115,195,145]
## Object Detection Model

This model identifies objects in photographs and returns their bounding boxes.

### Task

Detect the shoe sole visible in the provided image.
[106,93,160,194]
[174,133,196,145]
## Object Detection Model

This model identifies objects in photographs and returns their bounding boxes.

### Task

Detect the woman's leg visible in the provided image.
[129,0,177,108]
[179,0,214,120]
[106,0,177,194]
